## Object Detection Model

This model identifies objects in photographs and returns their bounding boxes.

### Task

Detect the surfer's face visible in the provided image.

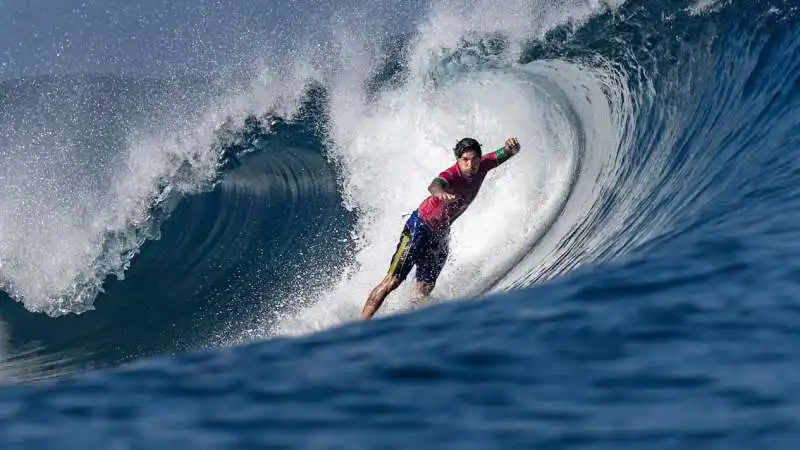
[457,150,480,177]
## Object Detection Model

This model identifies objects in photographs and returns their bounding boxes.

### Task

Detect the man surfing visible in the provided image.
[361,136,522,320]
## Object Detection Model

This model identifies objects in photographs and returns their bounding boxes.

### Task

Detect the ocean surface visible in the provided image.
[1,0,799,447]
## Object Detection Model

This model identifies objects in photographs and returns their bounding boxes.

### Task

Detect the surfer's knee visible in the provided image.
[377,274,401,293]
[387,275,403,290]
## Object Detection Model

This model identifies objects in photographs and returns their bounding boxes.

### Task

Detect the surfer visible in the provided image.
[361,136,522,319]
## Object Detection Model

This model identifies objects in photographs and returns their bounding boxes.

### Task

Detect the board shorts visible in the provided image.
[386,209,450,285]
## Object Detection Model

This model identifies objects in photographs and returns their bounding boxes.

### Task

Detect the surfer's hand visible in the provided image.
[436,192,456,202]
[504,137,521,155]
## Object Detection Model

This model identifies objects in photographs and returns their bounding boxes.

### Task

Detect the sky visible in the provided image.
[0,0,424,81]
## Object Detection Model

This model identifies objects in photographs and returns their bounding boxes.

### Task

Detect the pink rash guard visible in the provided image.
[416,148,510,232]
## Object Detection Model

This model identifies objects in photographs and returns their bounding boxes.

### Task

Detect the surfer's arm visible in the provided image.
[485,137,522,168]
[429,165,459,201]
[429,178,447,195]
[428,178,455,201]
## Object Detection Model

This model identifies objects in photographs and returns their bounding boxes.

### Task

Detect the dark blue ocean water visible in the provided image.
[1,0,800,447]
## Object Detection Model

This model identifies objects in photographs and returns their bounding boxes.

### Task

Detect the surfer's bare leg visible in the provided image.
[409,281,435,307]
[416,281,434,297]
[362,274,402,320]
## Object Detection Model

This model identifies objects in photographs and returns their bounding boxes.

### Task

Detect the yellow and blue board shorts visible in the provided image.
[387,210,450,285]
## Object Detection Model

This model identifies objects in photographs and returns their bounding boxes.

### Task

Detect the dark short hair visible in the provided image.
[453,137,482,158]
